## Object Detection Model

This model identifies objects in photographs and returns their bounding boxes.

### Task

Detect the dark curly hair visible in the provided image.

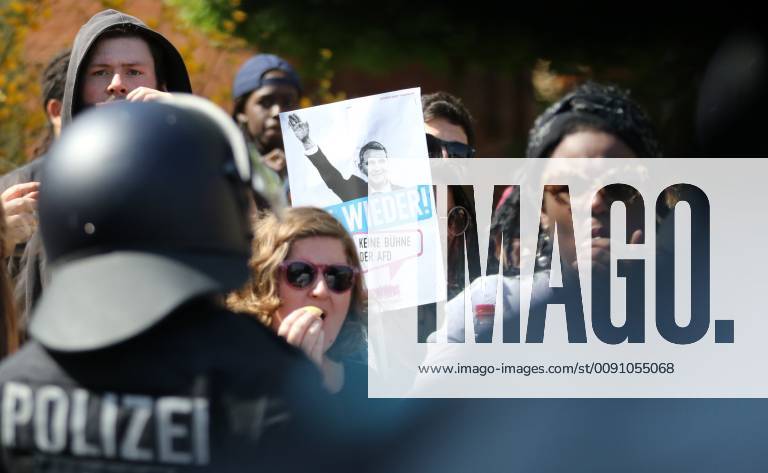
[32,48,70,158]
[422,91,476,148]
[526,81,662,159]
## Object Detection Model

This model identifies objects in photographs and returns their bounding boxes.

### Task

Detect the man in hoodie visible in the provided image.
[12,8,193,326]
[61,9,192,124]
[1,9,191,190]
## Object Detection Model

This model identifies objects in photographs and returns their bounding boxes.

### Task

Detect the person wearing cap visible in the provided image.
[232,53,302,180]
[0,97,333,471]
[11,9,193,328]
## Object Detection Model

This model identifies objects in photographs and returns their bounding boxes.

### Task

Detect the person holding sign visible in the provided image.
[287,113,400,200]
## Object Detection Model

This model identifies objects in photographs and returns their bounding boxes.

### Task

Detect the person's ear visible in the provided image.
[46,98,62,120]
[46,99,63,137]
[236,113,248,125]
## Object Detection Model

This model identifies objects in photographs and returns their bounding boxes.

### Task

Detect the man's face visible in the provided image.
[365,149,389,187]
[238,70,300,153]
[81,36,159,106]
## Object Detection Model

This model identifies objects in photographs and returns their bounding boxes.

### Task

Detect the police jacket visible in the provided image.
[0,300,332,472]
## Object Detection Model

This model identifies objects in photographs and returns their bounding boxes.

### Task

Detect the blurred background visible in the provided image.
[0,0,761,173]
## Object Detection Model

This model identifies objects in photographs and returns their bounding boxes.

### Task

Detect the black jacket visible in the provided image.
[0,301,334,472]
[307,148,368,202]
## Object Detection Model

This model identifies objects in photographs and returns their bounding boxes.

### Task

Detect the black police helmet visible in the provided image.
[30,96,260,352]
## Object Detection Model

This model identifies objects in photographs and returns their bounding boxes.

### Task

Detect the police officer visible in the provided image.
[0,96,330,472]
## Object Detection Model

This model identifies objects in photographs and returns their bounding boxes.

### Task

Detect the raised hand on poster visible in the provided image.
[288,112,314,150]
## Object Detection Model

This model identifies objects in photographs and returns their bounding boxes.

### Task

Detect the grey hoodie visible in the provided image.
[61,9,192,126]
[12,9,193,331]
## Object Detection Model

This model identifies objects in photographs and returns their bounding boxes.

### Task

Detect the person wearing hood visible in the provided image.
[1,8,192,191]
[61,9,192,125]
[11,9,193,329]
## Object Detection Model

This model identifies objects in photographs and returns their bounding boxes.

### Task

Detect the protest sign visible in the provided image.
[280,88,445,310]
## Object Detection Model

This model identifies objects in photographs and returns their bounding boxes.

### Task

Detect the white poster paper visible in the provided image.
[281,88,445,310]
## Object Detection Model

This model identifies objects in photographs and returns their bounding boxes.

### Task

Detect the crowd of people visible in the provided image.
[0,6,765,472]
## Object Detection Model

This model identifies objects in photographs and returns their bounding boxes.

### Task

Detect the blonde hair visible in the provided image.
[0,204,20,356]
[227,207,366,358]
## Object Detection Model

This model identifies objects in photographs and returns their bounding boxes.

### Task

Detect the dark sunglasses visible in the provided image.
[280,260,358,293]
[426,133,476,159]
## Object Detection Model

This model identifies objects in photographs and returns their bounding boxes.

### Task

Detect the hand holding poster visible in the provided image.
[280,88,445,311]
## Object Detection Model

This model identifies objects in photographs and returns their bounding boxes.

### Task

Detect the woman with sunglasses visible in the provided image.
[228,207,366,394]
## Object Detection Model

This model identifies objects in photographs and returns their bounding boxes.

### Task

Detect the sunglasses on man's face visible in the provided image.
[426,133,476,159]
[280,260,358,293]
